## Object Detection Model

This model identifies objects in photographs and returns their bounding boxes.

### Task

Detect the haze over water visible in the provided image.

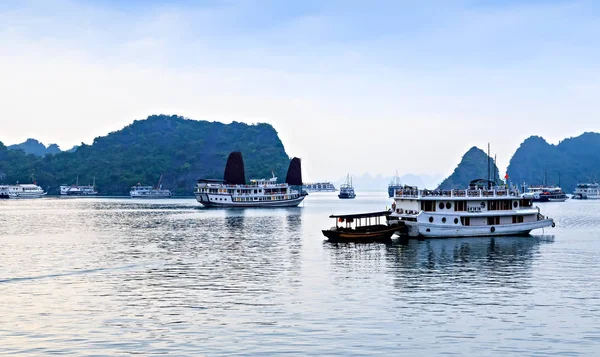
[1,193,599,356]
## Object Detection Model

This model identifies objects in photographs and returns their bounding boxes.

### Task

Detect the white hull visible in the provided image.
[572,195,600,199]
[398,219,553,238]
[130,193,172,199]
[1,192,47,199]
[548,197,568,202]
[195,193,305,208]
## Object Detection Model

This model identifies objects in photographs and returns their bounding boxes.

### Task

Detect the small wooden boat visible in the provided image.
[322,210,405,242]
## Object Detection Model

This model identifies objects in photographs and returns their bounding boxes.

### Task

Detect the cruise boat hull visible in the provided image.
[394,218,554,238]
[195,193,305,208]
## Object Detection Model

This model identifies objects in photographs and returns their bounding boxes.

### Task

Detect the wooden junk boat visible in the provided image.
[322,210,405,242]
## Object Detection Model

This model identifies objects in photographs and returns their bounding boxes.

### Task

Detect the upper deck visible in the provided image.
[394,187,521,200]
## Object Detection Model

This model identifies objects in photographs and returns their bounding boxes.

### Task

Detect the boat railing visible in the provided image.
[395,188,519,198]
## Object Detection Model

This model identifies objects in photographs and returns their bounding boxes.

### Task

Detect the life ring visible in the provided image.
[490,226,495,233]
[480,202,485,208]
[552,222,556,228]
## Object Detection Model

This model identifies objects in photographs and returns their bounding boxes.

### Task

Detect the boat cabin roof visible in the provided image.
[197,179,227,183]
[329,210,391,219]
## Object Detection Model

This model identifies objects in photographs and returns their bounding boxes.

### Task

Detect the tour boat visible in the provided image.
[130,175,171,198]
[194,152,307,208]
[338,174,356,199]
[60,176,98,196]
[0,184,47,199]
[521,186,568,202]
[387,179,555,238]
[303,182,337,192]
[322,211,406,243]
[572,183,600,199]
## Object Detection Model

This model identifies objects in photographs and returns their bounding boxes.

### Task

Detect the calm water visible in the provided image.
[1,192,599,356]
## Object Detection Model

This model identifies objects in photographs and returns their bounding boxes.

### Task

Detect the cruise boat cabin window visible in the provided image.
[454,201,466,211]
[461,217,470,226]
[519,199,532,207]
[512,215,524,223]
[487,217,500,225]
[421,201,436,212]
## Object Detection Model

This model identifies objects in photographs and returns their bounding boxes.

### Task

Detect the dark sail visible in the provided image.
[285,157,303,186]
[223,152,246,185]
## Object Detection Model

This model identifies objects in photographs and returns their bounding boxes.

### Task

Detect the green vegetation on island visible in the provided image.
[0,115,291,195]
[438,146,500,190]
[507,132,600,192]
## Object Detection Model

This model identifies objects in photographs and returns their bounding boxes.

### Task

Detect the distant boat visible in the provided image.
[194,152,307,207]
[130,175,172,198]
[303,182,337,192]
[338,174,356,199]
[521,186,568,202]
[0,183,46,199]
[60,176,98,196]
[388,171,402,198]
[572,182,600,199]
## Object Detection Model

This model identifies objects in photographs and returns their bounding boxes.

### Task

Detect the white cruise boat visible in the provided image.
[130,175,172,198]
[303,182,337,192]
[195,152,307,208]
[0,184,47,199]
[387,179,554,238]
[572,183,600,199]
[60,176,98,196]
[521,186,568,202]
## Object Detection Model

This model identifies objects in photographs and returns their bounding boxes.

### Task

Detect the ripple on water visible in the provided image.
[0,195,599,355]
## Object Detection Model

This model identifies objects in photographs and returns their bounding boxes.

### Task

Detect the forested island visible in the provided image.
[437,147,500,190]
[0,115,291,195]
[437,132,600,192]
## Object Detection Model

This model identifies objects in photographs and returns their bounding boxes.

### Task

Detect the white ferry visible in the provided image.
[60,176,98,196]
[130,184,172,198]
[194,152,307,208]
[572,183,600,199]
[387,179,554,238]
[521,186,568,202]
[303,182,337,192]
[0,184,47,199]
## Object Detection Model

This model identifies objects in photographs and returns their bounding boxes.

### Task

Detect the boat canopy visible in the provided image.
[328,210,391,219]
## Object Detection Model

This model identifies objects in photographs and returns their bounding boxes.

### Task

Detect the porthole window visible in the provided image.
[429,216,434,223]
[442,217,447,223]
[446,202,451,209]
[480,202,486,208]
[454,218,459,224]
[513,201,518,208]
[439,202,444,210]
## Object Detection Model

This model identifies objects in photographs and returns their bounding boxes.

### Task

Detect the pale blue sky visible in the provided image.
[1,0,599,181]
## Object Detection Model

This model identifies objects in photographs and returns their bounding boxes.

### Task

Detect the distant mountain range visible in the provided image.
[8,139,62,157]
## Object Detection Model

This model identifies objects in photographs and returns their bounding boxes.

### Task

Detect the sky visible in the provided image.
[1,0,599,182]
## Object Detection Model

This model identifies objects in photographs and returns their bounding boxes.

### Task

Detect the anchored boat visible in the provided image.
[194,152,307,208]
[338,174,356,199]
[387,179,555,238]
[322,211,405,242]
[0,184,46,199]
